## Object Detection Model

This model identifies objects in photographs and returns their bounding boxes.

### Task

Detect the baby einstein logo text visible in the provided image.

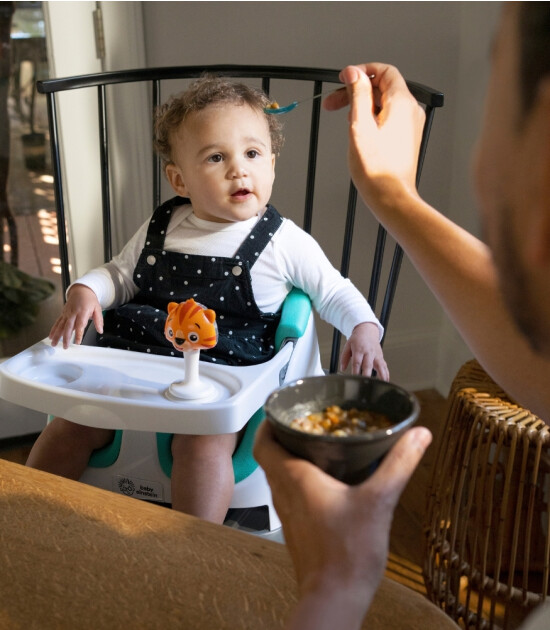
[114,475,164,502]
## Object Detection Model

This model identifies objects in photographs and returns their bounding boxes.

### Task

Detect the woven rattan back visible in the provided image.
[423,359,550,629]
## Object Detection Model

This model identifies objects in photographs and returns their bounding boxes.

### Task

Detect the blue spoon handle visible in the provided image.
[264,77,374,115]
[265,90,330,115]
[265,101,299,115]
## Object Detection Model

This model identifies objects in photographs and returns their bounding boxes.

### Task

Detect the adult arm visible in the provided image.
[324,64,550,420]
[253,422,432,630]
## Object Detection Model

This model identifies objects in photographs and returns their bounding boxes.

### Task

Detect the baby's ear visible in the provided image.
[165,163,188,197]
[167,302,178,314]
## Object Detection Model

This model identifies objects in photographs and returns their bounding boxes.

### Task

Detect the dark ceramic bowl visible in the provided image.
[264,374,420,484]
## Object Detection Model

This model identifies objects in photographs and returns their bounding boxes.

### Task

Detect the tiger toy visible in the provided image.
[164,299,218,354]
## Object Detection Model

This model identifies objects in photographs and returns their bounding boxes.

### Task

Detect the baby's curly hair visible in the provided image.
[154,75,284,170]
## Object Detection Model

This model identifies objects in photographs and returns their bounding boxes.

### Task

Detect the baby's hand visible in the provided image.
[49,284,104,349]
[340,322,389,381]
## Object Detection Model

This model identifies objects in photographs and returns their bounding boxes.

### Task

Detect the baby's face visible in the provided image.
[167,103,276,223]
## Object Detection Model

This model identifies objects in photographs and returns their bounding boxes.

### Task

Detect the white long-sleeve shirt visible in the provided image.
[74,204,382,341]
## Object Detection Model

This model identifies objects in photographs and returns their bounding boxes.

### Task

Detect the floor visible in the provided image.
[387,388,448,593]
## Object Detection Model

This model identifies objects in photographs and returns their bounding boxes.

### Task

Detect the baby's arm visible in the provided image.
[340,321,389,381]
[48,213,149,350]
[49,284,104,349]
[272,221,388,379]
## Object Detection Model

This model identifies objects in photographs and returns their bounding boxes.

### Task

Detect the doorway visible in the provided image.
[0,1,61,439]
[3,1,61,302]
[0,1,148,439]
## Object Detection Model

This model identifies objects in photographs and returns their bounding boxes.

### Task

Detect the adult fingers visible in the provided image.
[253,421,337,519]
[323,63,378,111]
[323,65,374,115]
[343,66,377,134]
[254,421,341,493]
[323,62,407,111]
[253,421,305,486]
[357,426,432,506]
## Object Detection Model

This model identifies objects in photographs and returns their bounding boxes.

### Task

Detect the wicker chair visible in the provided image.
[423,359,550,629]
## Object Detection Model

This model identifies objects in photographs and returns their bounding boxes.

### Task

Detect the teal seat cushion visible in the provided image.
[88,429,123,468]
[275,287,311,350]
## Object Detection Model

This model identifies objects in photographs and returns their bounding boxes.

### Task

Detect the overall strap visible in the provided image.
[144,196,189,250]
[234,205,283,269]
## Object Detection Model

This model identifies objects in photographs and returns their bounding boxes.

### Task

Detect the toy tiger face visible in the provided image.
[164,299,218,353]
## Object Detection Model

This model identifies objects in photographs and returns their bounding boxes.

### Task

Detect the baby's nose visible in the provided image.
[228,159,248,178]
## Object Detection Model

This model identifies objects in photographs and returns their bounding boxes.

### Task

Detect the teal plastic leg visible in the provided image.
[231,407,264,484]
[155,407,264,483]
[88,430,123,468]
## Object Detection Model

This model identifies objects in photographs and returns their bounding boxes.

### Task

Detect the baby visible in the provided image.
[26,76,388,523]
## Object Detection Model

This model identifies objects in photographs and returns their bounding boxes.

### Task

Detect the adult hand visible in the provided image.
[254,421,432,630]
[324,63,426,216]
[49,284,103,349]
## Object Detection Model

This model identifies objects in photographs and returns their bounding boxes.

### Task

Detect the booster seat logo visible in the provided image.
[117,477,135,496]
[113,475,164,502]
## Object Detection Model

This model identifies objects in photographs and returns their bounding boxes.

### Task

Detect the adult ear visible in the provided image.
[165,163,189,197]
[521,78,550,268]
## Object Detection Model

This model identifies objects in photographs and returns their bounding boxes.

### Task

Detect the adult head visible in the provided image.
[474,2,550,354]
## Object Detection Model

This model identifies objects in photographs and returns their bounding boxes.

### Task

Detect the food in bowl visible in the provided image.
[264,374,420,484]
[290,405,392,436]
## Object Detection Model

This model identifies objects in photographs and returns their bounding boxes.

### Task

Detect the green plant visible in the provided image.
[0,261,55,339]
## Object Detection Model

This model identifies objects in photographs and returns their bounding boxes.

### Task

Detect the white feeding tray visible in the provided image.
[0,339,293,434]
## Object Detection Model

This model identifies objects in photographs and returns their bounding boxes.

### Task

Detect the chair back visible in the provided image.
[38,65,443,372]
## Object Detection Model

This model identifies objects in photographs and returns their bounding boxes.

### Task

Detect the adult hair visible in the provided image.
[518,2,550,114]
[154,75,284,169]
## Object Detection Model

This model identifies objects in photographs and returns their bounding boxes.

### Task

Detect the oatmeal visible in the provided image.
[290,405,392,437]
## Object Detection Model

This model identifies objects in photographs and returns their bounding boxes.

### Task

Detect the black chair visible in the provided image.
[20,65,443,532]
[38,64,443,372]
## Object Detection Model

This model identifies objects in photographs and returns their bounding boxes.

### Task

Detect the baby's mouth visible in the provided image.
[232,188,251,197]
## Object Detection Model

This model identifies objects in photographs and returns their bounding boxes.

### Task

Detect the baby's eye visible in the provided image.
[208,154,223,163]
[167,328,174,338]
[247,150,259,159]
[188,332,199,343]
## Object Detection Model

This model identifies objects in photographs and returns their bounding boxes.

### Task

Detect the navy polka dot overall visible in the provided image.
[97,196,284,366]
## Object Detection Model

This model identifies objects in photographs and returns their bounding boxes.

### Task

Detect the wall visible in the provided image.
[142,1,501,393]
